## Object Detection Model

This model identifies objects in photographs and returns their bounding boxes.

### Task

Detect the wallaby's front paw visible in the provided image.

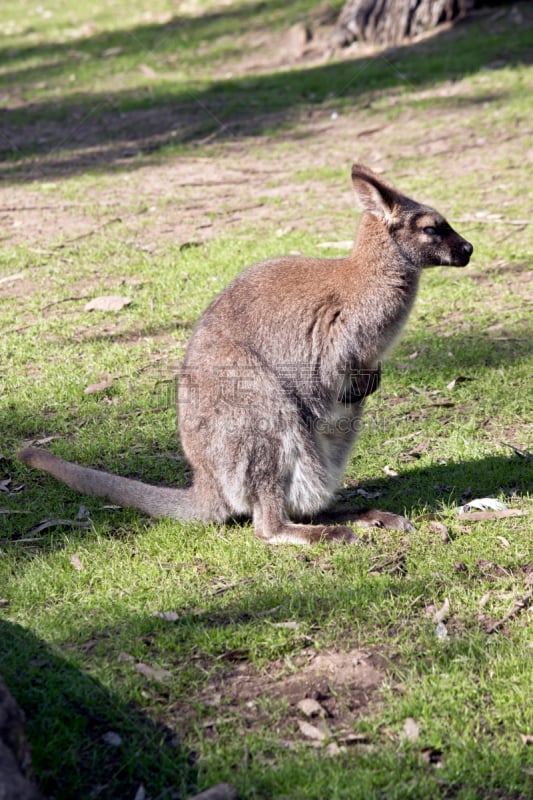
[357,510,414,533]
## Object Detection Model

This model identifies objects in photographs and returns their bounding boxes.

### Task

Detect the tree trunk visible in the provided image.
[0,675,47,800]
[332,0,476,47]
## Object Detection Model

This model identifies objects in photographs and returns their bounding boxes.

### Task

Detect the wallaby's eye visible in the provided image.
[423,226,437,235]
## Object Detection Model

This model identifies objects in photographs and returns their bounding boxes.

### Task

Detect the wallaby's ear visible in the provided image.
[351,164,401,222]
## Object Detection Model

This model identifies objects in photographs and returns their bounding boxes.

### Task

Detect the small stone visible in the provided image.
[326,742,343,756]
[297,719,328,741]
[102,731,122,746]
[297,698,324,718]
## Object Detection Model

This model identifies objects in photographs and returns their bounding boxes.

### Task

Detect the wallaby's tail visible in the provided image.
[18,448,201,520]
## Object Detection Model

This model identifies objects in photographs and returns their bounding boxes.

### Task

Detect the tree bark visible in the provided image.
[333,0,476,47]
[0,675,46,800]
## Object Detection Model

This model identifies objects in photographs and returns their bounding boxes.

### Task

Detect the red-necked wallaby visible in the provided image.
[19,165,473,544]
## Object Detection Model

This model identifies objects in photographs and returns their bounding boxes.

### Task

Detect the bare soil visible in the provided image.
[1,100,530,254]
[1,6,531,254]
[179,648,387,747]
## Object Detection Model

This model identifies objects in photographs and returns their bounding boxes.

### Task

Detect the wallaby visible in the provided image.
[19,164,473,545]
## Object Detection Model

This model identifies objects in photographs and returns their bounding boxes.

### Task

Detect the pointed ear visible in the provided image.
[351,164,401,222]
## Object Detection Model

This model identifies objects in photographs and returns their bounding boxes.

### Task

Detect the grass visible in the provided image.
[1,0,533,798]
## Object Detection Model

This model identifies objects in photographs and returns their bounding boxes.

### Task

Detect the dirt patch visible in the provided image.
[190,648,387,745]
[1,94,531,255]
[1,7,531,252]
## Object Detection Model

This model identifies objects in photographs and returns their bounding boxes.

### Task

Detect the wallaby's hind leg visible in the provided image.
[253,489,358,546]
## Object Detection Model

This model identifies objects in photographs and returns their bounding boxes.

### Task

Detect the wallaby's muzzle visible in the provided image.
[453,237,474,267]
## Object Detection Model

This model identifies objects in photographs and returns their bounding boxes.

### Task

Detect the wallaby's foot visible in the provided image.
[315,507,414,532]
[254,494,358,545]
[353,509,414,532]
[255,522,358,546]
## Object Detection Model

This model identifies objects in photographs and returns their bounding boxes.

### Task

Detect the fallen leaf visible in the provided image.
[479,592,492,608]
[69,553,83,570]
[496,535,511,549]
[0,599,9,607]
[27,517,91,535]
[133,785,146,800]
[458,510,526,522]
[520,734,533,745]
[272,621,298,630]
[0,508,30,515]
[459,497,507,513]
[432,598,450,624]
[84,378,113,395]
[297,698,324,718]
[33,435,59,446]
[134,662,172,682]
[84,295,131,312]
[102,731,122,746]
[446,376,473,390]
[297,719,328,741]
[401,717,420,741]
[383,465,398,477]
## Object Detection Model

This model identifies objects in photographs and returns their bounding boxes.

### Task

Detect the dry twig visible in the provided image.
[486,593,532,634]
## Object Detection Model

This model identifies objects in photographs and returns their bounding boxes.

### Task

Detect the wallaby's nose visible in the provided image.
[463,241,473,256]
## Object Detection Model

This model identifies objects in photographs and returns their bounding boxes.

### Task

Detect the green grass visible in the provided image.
[1,0,533,798]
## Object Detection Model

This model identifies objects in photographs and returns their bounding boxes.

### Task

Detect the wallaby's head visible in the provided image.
[352,164,473,269]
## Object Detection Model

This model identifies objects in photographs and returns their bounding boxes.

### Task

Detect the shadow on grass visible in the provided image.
[2,575,530,798]
[0,621,196,800]
[1,5,531,182]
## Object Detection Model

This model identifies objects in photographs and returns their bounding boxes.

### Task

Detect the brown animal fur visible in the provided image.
[19,165,473,545]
